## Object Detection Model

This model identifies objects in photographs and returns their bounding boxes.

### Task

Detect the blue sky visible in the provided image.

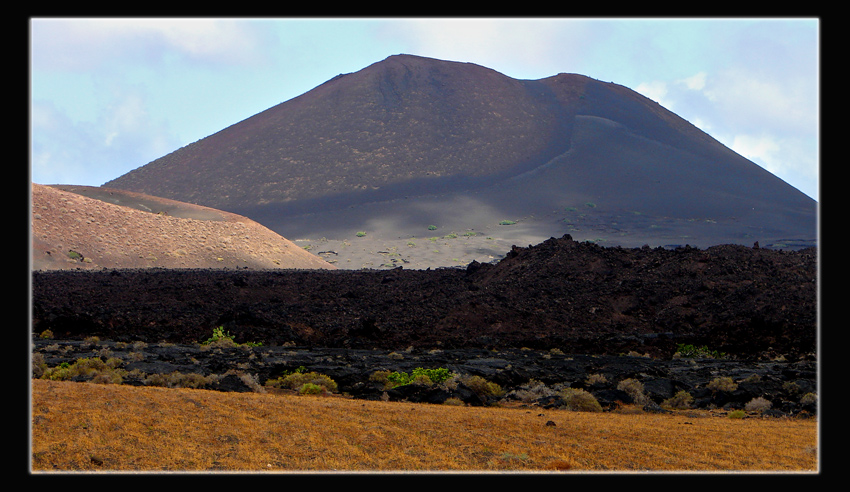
[30,17,820,200]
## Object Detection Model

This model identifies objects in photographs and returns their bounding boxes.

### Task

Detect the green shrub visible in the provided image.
[498,220,516,226]
[356,231,367,237]
[298,383,326,395]
[413,367,453,385]
[707,376,738,393]
[727,410,747,419]
[266,371,338,393]
[201,326,236,347]
[386,370,412,387]
[782,381,801,395]
[800,392,818,405]
[201,326,262,348]
[559,387,603,412]
[675,344,727,359]
[41,357,127,384]
[372,367,455,390]
[662,390,694,409]
[461,375,504,398]
[41,361,73,381]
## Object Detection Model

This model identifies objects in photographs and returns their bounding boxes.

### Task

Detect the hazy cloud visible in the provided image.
[31,88,180,186]
[31,18,273,71]
[380,18,592,79]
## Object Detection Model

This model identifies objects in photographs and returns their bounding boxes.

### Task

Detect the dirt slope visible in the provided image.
[30,183,336,271]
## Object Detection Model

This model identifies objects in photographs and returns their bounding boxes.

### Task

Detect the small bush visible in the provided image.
[298,383,326,395]
[617,378,649,405]
[266,371,338,394]
[707,376,738,393]
[675,344,727,359]
[662,390,694,409]
[41,357,127,384]
[782,381,801,396]
[800,392,818,405]
[200,326,261,348]
[201,326,236,347]
[412,367,453,385]
[508,379,555,402]
[372,367,454,390]
[31,353,47,378]
[461,375,504,398]
[744,396,772,413]
[559,388,603,412]
[727,410,747,419]
[585,373,608,386]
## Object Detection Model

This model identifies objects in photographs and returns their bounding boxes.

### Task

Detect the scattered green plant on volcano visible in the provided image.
[674,343,727,359]
[371,367,455,389]
[200,326,263,348]
[265,368,338,394]
[39,357,127,384]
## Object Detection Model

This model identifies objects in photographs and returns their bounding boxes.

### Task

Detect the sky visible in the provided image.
[30,17,820,201]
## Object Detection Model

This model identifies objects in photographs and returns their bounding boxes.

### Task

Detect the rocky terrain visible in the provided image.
[31,235,818,416]
[31,337,818,416]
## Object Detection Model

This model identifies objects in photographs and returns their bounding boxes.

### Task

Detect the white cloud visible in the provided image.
[704,67,817,136]
[381,18,589,78]
[31,18,271,71]
[679,72,707,91]
[730,134,780,168]
[635,81,670,107]
[31,91,180,186]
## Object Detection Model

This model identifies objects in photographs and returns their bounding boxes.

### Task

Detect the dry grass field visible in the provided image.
[30,379,818,473]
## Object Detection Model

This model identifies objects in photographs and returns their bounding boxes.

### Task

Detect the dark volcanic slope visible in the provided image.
[32,236,817,361]
[103,54,817,255]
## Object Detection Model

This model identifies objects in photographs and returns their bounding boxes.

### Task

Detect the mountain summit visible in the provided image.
[104,54,816,267]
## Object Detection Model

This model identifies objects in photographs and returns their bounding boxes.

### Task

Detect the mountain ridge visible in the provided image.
[101,54,816,267]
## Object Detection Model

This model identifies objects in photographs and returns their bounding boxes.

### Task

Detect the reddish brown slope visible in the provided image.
[31,183,336,271]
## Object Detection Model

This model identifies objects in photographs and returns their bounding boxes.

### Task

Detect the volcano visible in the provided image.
[103,54,817,268]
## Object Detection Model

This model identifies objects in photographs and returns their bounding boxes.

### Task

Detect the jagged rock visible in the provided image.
[30,337,818,415]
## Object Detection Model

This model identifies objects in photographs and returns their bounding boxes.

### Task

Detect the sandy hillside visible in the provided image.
[31,183,336,271]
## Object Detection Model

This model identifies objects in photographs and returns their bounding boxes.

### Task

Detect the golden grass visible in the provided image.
[30,379,818,473]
